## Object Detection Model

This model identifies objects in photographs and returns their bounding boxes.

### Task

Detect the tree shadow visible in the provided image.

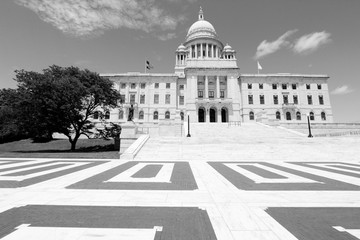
[15,144,116,153]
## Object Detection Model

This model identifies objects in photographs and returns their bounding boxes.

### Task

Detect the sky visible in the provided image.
[0,0,359,122]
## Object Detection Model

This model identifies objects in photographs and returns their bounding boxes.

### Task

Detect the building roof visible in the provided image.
[240,73,329,78]
[100,73,178,77]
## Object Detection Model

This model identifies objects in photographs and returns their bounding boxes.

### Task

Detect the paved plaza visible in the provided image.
[1,123,360,240]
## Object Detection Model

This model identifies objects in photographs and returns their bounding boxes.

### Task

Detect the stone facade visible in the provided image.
[100,7,333,124]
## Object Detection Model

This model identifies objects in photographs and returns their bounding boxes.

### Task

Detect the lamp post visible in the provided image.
[307,113,313,138]
[187,112,191,137]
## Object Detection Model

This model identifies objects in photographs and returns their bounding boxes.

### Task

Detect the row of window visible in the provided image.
[120,83,184,90]
[94,110,184,121]
[248,95,324,105]
[198,90,226,99]
[120,94,185,105]
[247,83,323,90]
[248,111,327,121]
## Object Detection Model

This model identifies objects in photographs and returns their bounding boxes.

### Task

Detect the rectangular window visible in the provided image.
[220,90,225,99]
[120,94,125,103]
[166,83,171,89]
[272,84,277,90]
[293,95,298,104]
[121,83,126,89]
[198,91,203,98]
[273,95,278,105]
[292,84,297,90]
[248,95,253,104]
[131,83,136,89]
[209,91,215,99]
[259,83,263,89]
[317,84,322,90]
[140,94,145,104]
[282,84,287,90]
[130,94,136,104]
[307,95,313,105]
[283,95,288,104]
[179,96,184,105]
[154,94,159,104]
[260,95,265,104]
[140,83,146,89]
[165,94,170,104]
[179,84,184,90]
[155,83,159,89]
[306,84,311,90]
[248,83,252,89]
[319,95,324,105]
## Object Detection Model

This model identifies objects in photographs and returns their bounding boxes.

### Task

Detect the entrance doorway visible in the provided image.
[198,108,205,122]
[210,107,217,122]
[286,112,291,120]
[221,107,228,122]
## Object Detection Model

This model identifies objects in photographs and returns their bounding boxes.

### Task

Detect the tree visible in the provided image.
[0,89,29,143]
[13,65,121,150]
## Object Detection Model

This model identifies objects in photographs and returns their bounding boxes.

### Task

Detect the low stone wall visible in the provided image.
[279,122,360,137]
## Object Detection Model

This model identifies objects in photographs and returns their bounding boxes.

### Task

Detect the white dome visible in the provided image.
[177,44,186,52]
[185,7,218,42]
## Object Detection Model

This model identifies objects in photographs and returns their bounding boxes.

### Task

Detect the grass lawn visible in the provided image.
[0,138,120,159]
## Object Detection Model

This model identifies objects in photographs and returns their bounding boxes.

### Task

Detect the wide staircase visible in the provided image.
[135,122,315,161]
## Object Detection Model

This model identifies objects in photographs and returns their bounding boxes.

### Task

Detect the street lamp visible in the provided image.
[307,113,313,138]
[187,112,191,137]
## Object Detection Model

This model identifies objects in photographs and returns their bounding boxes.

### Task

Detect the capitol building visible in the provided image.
[100,8,333,124]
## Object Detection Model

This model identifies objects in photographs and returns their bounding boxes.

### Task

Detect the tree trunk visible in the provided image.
[68,133,80,151]
[70,141,76,151]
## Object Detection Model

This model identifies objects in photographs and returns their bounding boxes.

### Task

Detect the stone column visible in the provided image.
[206,44,208,58]
[200,44,203,58]
[205,76,209,99]
[206,108,209,122]
[195,44,197,58]
[216,76,220,99]
[211,45,214,58]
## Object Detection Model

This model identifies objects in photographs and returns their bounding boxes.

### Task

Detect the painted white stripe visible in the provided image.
[4,225,157,240]
[225,163,318,184]
[0,162,87,181]
[106,163,174,183]
[280,162,360,186]
[334,226,360,239]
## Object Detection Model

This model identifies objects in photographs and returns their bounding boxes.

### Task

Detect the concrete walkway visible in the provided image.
[0,123,360,240]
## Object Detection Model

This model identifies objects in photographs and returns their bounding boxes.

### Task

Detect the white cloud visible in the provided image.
[293,31,331,54]
[158,33,176,41]
[331,85,354,95]
[254,29,298,60]
[14,0,185,38]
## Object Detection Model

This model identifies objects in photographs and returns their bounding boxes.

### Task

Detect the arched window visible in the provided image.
[105,111,110,120]
[249,111,254,120]
[118,110,123,120]
[276,111,281,120]
[165,111,170,119]
[153,111,158,120]
[180,112,184,121]
[93,111,99,119]
[139,111,144,120]
[310,112,315,121]
[296,111,301,120]
[321,112,326,121]
[286,112,291,120]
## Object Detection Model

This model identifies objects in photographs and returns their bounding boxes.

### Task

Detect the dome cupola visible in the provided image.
[185,7,218,42]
